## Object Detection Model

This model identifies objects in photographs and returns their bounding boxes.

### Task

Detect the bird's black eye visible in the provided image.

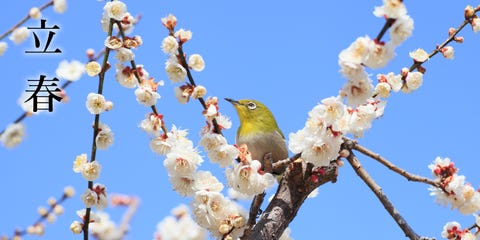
[247,102,257,110]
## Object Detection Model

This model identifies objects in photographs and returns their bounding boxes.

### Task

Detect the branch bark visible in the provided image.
[341,142,434,240]
[248,159,338,240]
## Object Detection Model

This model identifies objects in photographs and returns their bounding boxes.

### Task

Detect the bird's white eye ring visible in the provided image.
[247,102,257,110]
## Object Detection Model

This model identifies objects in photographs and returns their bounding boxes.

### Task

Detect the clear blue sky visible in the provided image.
[1,1,480,239]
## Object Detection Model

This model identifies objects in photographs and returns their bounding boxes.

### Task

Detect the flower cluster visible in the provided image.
[160,14,207,104]
[441,221,478,240]
[153,204,208,240]
[0,0,66,56]
[339,0,415,106]
[428,157,480,214]
[1,186,75,239]
[153,125,246,239]
[289,96,385,167]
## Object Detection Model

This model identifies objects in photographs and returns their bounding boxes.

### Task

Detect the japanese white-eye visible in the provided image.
[225,98,288,176]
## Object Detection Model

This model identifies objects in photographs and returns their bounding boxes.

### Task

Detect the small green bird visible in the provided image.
[225,98,289,176]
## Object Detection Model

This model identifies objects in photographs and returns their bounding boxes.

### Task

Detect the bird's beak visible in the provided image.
[225,98,239,105]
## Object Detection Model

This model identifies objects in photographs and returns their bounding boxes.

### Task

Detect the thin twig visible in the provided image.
[115,21,169,135]
[240,192,266,240]
[9,191,71,239]
[409,9,479,72]
[343,137,440,188]
[117,197,140,237]
[0,0,53,40]
[83,18,115,240]
[343,148,432,240]
[375,18,396,42]
[167,28,222,135]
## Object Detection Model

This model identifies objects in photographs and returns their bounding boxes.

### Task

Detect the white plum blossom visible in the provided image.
[308,96,345,126]
[289,128,343,167]
[164,147,203,177]
[192,85,207,99]
[207,144,239,167]
[174,86,190,104]
[441,46,454,59]
[166,57,187,83]
[409,48,429,62]
[338,36,375,77]
[103,1,127,20]
[115,47,135,62]
[279,228,294,240]
[174,29,192,43]
[29,7,42,19]
[73,153,88,173]
[70,221,83,234]
[0,123,25,148]
[85,61,102,77]
[346,103,377,138]
[199,133,227,151]
[341,76,374,107]
[161,36,179,54]
[139,113,164,136]
[154,204,207,240]
[91,183,108,210]
[18,92,38,114]
[53,0,67,13]
[170,171,224,197]
[472,17,480,33]
[373,0,407,19]
[115,64,137,88]
[390,15,414,46]
[162,14,177,30]
[428,157,480,215]
[374,82,392,98]
[192,171,224,193]
[9,27,29,44]
[170,175,196,197]
[86,93,107,114]
[0,41,7,56]
[150,125,192,155]
[404,71,423,92]
[96,122,114,150]
[226,160,275,196]
[134,86,160,106]
[215,114,232,130]
[82,161,102,181]
[377,72,403,92]
[104,36,123,49]
[81,189,98,208]
[441,221,465,239]
[363,42,395,69]
[191,191,227,229]
[188,54,205,71]
[56,60,85,81]
[89,212,123,240]
[191,191,246,239]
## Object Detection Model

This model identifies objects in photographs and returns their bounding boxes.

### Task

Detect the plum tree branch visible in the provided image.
[343,137,440,188]
[342,141,434,240]
[248,159,338,240]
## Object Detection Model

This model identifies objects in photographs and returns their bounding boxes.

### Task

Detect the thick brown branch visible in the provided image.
[343,138,440,188]
[343,149,433,240]
[249,159,338,240]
